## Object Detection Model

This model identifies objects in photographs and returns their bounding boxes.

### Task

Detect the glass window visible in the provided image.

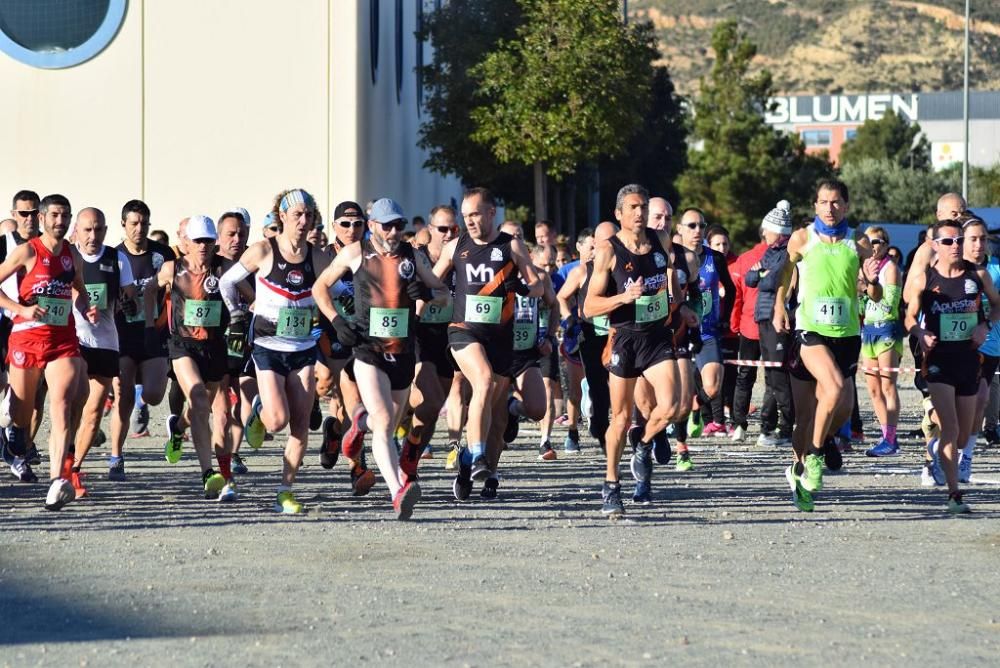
[802,130,832,146]
[0,0,127,69]
[845,128,858,141]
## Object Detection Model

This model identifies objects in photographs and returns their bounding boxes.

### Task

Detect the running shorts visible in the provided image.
[603,327,675,379]
[81,346,120,379]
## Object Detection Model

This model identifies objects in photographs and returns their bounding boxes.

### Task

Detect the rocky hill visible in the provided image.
[632,0,1000,95]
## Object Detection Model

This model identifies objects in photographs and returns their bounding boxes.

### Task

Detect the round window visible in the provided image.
[0,0,127,69]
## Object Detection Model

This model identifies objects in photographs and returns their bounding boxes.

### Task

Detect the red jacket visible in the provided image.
[729,241,769,341]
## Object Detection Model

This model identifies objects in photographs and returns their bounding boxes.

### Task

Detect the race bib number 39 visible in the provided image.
[85,283,108,310]
[183,299,222,328]
[635,293,667,323]
[465,296,502,324]
[940,312,977,342]
[369,307,409,338]
[37,296,71,326]
[513,322,537,350]
[813,297,850,326]
[276,306,313,338]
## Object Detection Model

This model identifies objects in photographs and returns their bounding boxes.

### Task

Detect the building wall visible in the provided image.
[0,0,460,244]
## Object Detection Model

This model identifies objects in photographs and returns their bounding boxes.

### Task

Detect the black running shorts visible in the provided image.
[603,327,675,379]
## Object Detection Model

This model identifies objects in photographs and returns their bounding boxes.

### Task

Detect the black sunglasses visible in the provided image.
[266,225,280,233]
[378,220,407,232]
[682,222,707,230]
[14,209,38,217]
[434,225,458,234]
[337,219,365,229]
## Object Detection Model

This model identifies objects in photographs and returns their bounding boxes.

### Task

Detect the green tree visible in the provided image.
[838,110,931,170]
[417,0,531,204]
[677,20,832,247]
[470,0,658,220]
[840,158,960,223]
[971,164,1000,208]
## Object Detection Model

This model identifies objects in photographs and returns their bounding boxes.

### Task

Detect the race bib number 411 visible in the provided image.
[813,297,850,326]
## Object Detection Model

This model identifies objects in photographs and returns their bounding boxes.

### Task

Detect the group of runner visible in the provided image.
[0,182,991,518]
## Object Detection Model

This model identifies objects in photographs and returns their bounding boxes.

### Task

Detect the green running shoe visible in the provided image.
[801,453,824,492]
[274,490,303,514]
[687,410,704,439]
[675,451,694,472]
[203,471,226,500]
[785,465,814,512]
[164,415,183,463]
[244,395,265,449]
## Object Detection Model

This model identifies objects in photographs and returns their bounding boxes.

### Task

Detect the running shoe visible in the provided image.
[26,444,40,466]
[652,431,671,465]
[774,432,793,447]
[865,438,899,457]
[393,481,422,520]
[44,478,75,511]
[756,431,782,447]
[627,424,643,452]
[958,452,973,484]
[823,439,843,471]
[481,476,499,500]
[70,470,87,499]
[319,416,341,470]
[453,448,473,501]
[984,427,1000,446]
[947,492,971,514]
[632,479,652,505]
[601,481,625,517]
[107,457,126,481]
[687,410,704,439]
[630,442,653,482]
[675,450,694,472]
[470,455,490,481]
[503,399,520,445]
[341,406,369,461]
[164,414,184,464]
[834,435,853,454]
[93,429,107,448]
[800,453,824,492]
[444,441,459,470]
[203,471,226,500]
[702,421,726,436]
[563,433,580,453]
[851,429,865,443]
[244,396,265,449]
[309,397,323,431]
[926,438,946,486]
[730,425,746,443]
[538,441,557,461]
[274,490,303,514]
[350,452,376,497]
[232,453,249,475]
[9,456,37,483]
[420,445,433,460]
[554,414,569,426]
[399,439,421,484]
[0,387,12,427]
[785,465,814,512]
[218,480,238,503]
[130,403,150,438]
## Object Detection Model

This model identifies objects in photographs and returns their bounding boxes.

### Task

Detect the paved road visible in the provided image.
[2,383,999,667]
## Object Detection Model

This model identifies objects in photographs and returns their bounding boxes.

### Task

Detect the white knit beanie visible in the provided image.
[762,200,792,235]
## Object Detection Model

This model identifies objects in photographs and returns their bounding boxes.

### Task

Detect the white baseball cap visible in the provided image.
[187,215,217,241]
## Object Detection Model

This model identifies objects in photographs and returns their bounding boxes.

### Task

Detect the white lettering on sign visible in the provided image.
[765,94,919,125]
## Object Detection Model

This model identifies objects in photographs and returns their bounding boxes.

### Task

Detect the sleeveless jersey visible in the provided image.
[794,225,861,338]
[450,231,516,337]
[605,234,671,333]
[979,256,1000,357]
[75,245,127,350]
[168,256,229,343]
[415,245,455,329]
[12,237,76,340]
[921,262,984,349]
[116,240,175,332]
[512,294,540,351]
[0,231,29,319]
[253,238,317,352]
[353,239,417,355]
[581,260,610,338]
[697,247,722,339]
[862,257,901,327]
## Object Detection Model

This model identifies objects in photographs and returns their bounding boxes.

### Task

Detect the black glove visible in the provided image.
[227,312,248,356]
[120,295,138,318]
[144,327,162,358]
[504,271,531,296]
[406,280,433,303]
[332,316,358,347]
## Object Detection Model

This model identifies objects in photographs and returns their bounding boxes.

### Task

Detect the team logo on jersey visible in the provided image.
[287,270,304,286]
[611,352,620,367]
[100,264,113,273]
[278,263,287,270]
[398,258,415,280]
[41,258,50,267]
[654,253,666,268]
[204,276,220,293]
[965,279,978,295]
[61,256,73,271]
[152,253,164,270]
[624,262,634,273]
[460,250,469,259]
[12,351,24,366]
[490,248,503,262]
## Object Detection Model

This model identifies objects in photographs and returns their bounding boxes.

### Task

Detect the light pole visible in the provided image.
[962,0,970,200]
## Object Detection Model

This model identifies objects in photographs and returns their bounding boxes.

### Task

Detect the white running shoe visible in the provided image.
[730,425,746,443]
[45,478,75,511]
[958,453,972,484]
[0,387,11,428]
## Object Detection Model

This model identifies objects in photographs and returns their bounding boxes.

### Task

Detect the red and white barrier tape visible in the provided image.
[722,358,995,375]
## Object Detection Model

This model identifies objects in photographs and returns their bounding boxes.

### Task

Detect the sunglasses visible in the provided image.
[266,225,280,233]
[434,225,458,234]
[682,222,707,230]
[869,238,885,245]
[935,236,964,246]
[337,219,364,229]
[14,209,38,217]
[378,220,407,232]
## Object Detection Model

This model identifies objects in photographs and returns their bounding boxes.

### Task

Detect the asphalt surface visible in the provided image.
[2,380,999,667]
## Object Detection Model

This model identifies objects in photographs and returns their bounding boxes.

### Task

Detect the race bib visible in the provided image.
[85,283,108,310]
[276,306,313,338]
[421,300,453,324]
[183,299,222,328]
[813,297,850,326]
[700,291,713,317]
[940,312,977,342]
[37,296,71,326]
[513,321,537,350]
[126,286,153,323]
[465,295,502,324]
[635,293,668,323]
[593,314,610,336]
[369,307,409,338]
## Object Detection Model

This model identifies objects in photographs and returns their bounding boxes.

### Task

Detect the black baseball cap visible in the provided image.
[334,201,365,221]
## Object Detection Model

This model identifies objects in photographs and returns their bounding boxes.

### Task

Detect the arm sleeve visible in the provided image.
[117,250,135,287]
[221,262,252,313]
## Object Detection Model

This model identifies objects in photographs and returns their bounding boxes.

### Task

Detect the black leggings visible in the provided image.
[579,329,610,448]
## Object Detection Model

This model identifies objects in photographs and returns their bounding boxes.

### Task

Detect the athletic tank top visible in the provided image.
[116,240,175,331]
[512,294,540,352]
[252,237,317,352]
[0,231,29,320]
[75,245,123,350]
[921,262,984,349]
[605,234,670,333]
[698,247,722,339]
[12,237,76,337]
[980,256,1000,357]
[795,225,861,338]
[580,260,610,337]
[862,257,900,327]
[415,245,455,329]
[168,256,229,343]
[450,231,516,336]
[353,239,417,355]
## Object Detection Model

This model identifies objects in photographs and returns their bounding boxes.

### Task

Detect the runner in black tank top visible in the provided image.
[433,188,543,501]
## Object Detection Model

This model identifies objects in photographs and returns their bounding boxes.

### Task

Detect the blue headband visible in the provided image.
[279,189,315,212]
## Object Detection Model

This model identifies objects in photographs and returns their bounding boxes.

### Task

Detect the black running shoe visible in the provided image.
[453,448,473,501]
[984,427,1000,447]
[319,416,341,470]
[823,437,843,471]
[232,453,249,475]
[108,457,126,481]
[503,401,520,445]
[601,481,625,517]
[652,431,672,465]
[310,398,323,431]
[481,476,499,500]
[26,444,40,466]
[470,455,490,482]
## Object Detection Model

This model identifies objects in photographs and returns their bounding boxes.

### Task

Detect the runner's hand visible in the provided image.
[120,296,139,318]
[680,304,700,328]
[18,303,46,321]
[406,280,433,303]
[537,335,553,357]
[972,322,989,347]
[917,328,937,353]
[773,305,789,334]
[85,305,100,324]
[332,316,358,347]
[862,256,880,283]
[227,312,247,356]
[621,277,643,304]
[144,327,161,357]
[503,271,531,296]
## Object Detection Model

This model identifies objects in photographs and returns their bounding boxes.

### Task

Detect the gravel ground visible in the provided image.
[2,378,999,667]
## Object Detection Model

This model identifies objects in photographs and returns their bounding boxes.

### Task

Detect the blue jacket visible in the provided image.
[744,240,789,323]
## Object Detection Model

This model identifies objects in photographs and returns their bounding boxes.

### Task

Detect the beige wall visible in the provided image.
[0,0,460,245]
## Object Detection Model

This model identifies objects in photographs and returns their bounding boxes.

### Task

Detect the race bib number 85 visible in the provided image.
[369,307,409,338]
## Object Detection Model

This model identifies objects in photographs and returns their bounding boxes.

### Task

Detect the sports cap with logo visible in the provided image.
[187,215,218,241]
[334,201,365,221]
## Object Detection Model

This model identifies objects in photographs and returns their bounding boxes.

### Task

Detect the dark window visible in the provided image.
[802,130,832,146]
[370,0,379,85]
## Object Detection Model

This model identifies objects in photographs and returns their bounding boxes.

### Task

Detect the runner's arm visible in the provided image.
[71,250,97,321]
[0,243,34,318]
[313,245,357,322]
[555,264,582,319]
[903,271,927,336]
[584,241,637,318]
[117,250,137,300]
[146,260,173,328]
[773,229,806,334]
[510,237,543,298]
[432,238,457,281]
[220,240,266,314]
[413,249,448,304]
[978,267,1000,324]
[716,249,736,330]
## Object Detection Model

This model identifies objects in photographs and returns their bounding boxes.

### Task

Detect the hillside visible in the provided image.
[631,0,1000,96]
